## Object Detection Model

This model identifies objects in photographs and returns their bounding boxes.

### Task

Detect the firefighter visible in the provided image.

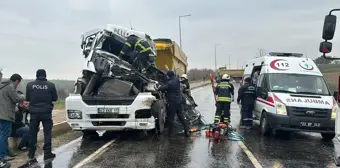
[180,74,197,107]
[237,77,256,129]
[214,74,234,124]
[118,34,156,73]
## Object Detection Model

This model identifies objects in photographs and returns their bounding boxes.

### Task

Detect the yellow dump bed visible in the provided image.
[154,38,188,75]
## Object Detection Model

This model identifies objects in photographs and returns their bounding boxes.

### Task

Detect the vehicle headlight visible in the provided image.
[67,110,82,119]
[275,101,287,115]
[332,104,338,119]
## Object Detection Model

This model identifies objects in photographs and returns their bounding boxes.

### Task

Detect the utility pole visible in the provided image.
[214,44,221,70]
[228,54,231,69]
[179,14,191,49]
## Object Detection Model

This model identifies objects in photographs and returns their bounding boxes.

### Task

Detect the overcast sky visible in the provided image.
[0,0,339,80]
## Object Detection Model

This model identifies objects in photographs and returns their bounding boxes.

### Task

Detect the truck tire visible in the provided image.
[82,130,99,139]
[260,112,272,136]
[152,100,166,135]
[321,133,335,141]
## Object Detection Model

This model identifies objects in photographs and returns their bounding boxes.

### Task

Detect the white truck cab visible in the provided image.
[65,25,166,137]
[243,52,338,140]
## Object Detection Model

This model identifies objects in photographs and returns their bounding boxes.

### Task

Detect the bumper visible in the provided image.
[68,118,155,131]
[65,93,158,132]
[266,112,335,133]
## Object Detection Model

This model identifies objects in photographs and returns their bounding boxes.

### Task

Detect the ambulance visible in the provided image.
[243,52,337,140]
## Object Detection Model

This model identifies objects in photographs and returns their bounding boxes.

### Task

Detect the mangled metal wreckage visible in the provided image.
[65,25,203,137]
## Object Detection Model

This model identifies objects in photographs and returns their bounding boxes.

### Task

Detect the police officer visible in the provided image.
[26,69,58,162]
[237,77,256,129]
[119,34,156,73]
[158,70,190,137]
[214,74,234,124]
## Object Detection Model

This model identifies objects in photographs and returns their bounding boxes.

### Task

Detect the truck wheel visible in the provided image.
[82,130,99,139]
[321,133,335,141]
[152,100,166,135]
[260,112,272,136]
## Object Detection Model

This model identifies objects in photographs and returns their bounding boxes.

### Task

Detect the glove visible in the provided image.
[232,98,234,102]
[142,68,147,74]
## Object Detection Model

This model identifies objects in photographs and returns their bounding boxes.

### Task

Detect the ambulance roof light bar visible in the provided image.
[268,52,303,57]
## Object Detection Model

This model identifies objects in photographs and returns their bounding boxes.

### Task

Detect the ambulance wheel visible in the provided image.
[260,112,272,136]
[152,100,166,135]
[321,133,335,141]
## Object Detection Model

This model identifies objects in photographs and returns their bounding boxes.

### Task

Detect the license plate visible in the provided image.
[98,108,119,114]
[300,122,321,127]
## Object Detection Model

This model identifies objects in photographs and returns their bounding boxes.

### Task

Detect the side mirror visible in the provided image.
[81,35,85,48]
[257,87,268,100]
[319,41,332,54]
[334,91,339,102]
[322,14,337,40]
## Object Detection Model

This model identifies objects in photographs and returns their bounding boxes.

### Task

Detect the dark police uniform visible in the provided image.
[119,35,156,72]
[237,80,256,127]
[26,69,58,160]
[214,81,234,123]
[158,71,189,137]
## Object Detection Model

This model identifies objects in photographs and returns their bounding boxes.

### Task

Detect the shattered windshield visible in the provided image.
[268,73,330,95]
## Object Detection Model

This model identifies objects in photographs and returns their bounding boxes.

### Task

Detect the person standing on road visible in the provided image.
[158,70,190,137]
[26,69,58,163]
[237,77,256,129]
[214,74,234,124]
[0,74,25,168]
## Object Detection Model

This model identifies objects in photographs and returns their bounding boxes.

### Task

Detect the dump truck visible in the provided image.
[216,66,244,83]
[65,25,203,138]
[154,38,188,75]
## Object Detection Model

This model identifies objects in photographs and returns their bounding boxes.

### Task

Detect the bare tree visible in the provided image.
[187,68,214,81]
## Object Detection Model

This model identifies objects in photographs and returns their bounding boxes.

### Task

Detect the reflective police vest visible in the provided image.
[216,82,232,102]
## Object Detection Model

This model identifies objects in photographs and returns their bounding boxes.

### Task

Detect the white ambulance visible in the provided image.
[243,52,337,140]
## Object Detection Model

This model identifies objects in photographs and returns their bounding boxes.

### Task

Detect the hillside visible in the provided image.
[318,64,340,93]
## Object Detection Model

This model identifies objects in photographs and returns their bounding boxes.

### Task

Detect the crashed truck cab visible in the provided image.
[65,25,166,136]
[244,52,338,140]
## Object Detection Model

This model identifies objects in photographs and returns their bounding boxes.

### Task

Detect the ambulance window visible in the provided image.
[257,74,264,87]
[262,75,269,89]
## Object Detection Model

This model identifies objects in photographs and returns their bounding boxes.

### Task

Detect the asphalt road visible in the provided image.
[28,84,340,168]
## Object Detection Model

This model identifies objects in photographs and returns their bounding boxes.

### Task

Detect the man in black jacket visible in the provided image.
[26,69,58,162]
[158,70,189,137]
[237,77,256,129]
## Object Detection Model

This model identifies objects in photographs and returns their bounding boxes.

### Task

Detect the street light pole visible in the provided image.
[214,44,221,71]
[228,54,231,69]
[179,14,191,49]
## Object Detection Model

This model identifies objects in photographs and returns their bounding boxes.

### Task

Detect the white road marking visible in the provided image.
[238,141,263,168]
[73,139,116,168]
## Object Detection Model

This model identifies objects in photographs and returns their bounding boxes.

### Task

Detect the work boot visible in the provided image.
[44,153,56,161]
[184,131,190,137]
[0,160,11,168]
